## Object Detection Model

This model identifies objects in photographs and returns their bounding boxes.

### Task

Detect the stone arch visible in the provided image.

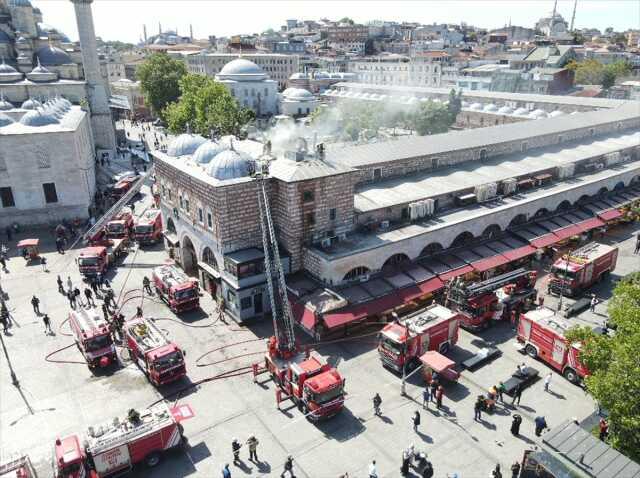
[344,266,370,281]
[556,200,571,212]
[382,253,410,271]
[202,246,218,269]
[533,208,549,218]
[630,175,640,185]
[420,242,443,258]
[180,235,198,276]
[598,187,608,196]
[508,214,527,228]
[614,181,624,190]
[577,195,591,205]
[451,231,474,248]
[481,224,501,239]
[166,217,177,234]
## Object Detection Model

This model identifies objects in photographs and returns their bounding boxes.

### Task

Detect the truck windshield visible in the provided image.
[308,384,343,405]
[61,463,81,475]
[107,223,124,233]
[153,351,183,371]
[174,288,196,301]
[552,267,576,280]
[78,257,99,266]
[86,334,112,352]
[379,336,403,356]
[135,225,153,234]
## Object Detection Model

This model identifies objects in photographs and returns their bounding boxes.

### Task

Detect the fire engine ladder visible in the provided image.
[82,165,155,244]
[463,267,531,297]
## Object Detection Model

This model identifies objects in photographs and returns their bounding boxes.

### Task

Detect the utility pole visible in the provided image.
[570,0,578,32]
[0,321,20,387]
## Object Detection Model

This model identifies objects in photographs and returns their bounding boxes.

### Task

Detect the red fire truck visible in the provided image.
[105,208,134,239]
[123,317,186,386]
[446,268,538,331]
[548,243,618,297]
[378,304,462,373]
[69,309,117,370]
[77,239,127,278]
[110,176,138,201]
[133,209,163,245]
[152,264,199,313]
[53,402,194,478]
[516,308,588,384]
[0,456,36,478]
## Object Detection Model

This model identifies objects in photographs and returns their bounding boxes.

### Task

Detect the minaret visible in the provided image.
[190,24,194,41]
[143,24,147,44]
[570,0,577,31]
[71,0,116,152]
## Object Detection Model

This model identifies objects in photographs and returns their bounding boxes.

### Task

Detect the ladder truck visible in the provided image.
[446,268,538,331]
[252,157,345,421]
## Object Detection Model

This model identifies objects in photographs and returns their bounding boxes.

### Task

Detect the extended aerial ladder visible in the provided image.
[447,268,536,304]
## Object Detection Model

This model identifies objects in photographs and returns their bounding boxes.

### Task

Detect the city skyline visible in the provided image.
[37,1,639,44]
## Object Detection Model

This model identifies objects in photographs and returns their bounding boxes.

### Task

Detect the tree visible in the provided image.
[163,74,254,136]
[565,272,640,461]
[447,89,463,122]
[137,53,187,119]
[338,17,355,25]
[612,33,627,46]
[601,68,616,89]
[412,101,455,136]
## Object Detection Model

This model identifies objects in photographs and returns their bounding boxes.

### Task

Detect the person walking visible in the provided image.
[246,435,259,461]
[90,279,99,297]
[84,288,95,307]
[413,410,421,433]
[436,385,444,409]
[231,438,242,465]
[422,386,431,409]
[57,275,64,294]
[73,287,82,307]
[368,460,378,478]
[136,306,143,317]
[101,302,109,320]
[492,463,503,478]
[0,255,6,271]
[474,396,483,421]
[143,276,152,295]
[401,448,411,476]
[221,463,231,478]
[373,393,382,416]
[41,256,47,272]
[429,379,438,402]
[66,276,73,292]
[55,237,64,254]
[511,414,522,436]
[544,373,552,392]
[43,314,52,334]
[497,382,506,402]
[0,310,8,333]
[510,462,521,478]
[534,416,548,437]
[67,289,76,309]
[635,234,640,254]
[281,456,294,478]
[31,295,40,314]
[511,384,523,406]
[599,418,609,441]
[590,294,598,313]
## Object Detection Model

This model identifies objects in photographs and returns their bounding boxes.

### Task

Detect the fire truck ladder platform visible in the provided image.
[462,268,531,297]
[83,166,154,244]
[155,265,190,287]
[127,319,169,351]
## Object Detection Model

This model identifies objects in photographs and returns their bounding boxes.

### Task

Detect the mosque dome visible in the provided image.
[27,61,58,82]
[206,149,253,181]
[282,88,315,101]
[192,140,229,164]
[0,61,23,82]
[289,72,308,80]
[166,133,207,157]
[153,37,167,45]
[0,31,11,44]
[483,103,498,112]
[548,110,564,117]
[0,98,13,111]
[497,106,514,115]
[0,113,14,127]
[469,102,483,110]
[20,97,41,110]
[20,108,59,126]
[513,107,529,116]
[8,0,32,7]
[34,45,72,66]
[217,59,266,81]
[528,109,548,119]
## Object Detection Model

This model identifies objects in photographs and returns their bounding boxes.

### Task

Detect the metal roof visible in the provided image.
[269,156,354,182]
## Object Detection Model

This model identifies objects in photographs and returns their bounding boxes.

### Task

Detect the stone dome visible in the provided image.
[166,133,207,157]
[27,61,58,82]
[469,102,483,110]
[0,61,23,83]
[282,87,315,100]
[497,106,514,115]
[192,140,229,164]
[206,149,253,180]
[513,107,529,116]
[34,45,72,66]
[0,30,11,44]
[8,0,32,6]
[20,98,41,110]
[217,58,266,81]
[0,98,13,111]
[483,103,498,112]
[548,110,564,117]
[0,113,14,127]
[20,108,60,126]
[528,109,548,119]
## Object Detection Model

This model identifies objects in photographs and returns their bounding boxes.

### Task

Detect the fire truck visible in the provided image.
[0,456,35,478]
[69,309,117,370]
[516,308,588,384]
[123,317,186,386]
[53,402,194,478]
[378,304,462,373]
[251,171,346,421]
[105,208,134,239]
[548,243,618,297]
[446,268,538,331]
[152,264,199,313]
[77,240,127,278]
[110,176,138,201]
[133,209,163,245]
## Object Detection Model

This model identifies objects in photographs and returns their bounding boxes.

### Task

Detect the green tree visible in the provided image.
[164,74,254,136]
[612,33,627,46]
[412,101,455,136]
[137,53,187,119]
[565,272,640,461]
[569,59,631,88]
[339,17,355,25]
[447,89,463,122]
[601,68,616,89]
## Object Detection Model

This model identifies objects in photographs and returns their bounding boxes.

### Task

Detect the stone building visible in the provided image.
[279,87,318,117]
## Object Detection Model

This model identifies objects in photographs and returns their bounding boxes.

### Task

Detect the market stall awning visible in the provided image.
[438,265,474,282]
[575,217,605,233]
[417,277,445,295]
[396,285,423,302]
[502,245,537,262]
[471,254,510,273]
[419,351,455,373]
[290,300,318,330]
[323,294,402,329]
[17,238,39,248]
[530,233,561,248]
[162,231,179,245]
[197,261,220,279]
[552,224,583,241]
[597,209,623,221]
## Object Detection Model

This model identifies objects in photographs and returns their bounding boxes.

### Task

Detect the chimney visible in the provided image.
[143,24,147,43]
[190,24,194,41]
[158,22,162,35]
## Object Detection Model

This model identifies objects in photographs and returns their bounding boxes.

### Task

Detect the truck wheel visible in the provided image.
[145,452,161,467]
[563,368,579,384]
[525,344,538,358]
[439,342,450,355]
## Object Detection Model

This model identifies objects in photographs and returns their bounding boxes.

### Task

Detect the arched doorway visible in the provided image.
[614,181,624,191]
[598,187,608,197]
[181,235,197,276]
[556,200,571,212]
[166,217,176,234]
[481,224,501,240]
[508,214,527,228]
[382,253,410,272]
[343,266,370,282]
[200,246,219,298]
[451,231,474,248]
[420,242,443,258]
[533,208,549,218]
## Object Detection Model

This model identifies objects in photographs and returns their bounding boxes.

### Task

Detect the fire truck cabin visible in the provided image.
[54,434,85,478]
[69,309,117,369]
[77,246,107,277]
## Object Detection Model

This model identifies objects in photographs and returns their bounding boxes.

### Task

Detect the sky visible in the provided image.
[36,1,639,44]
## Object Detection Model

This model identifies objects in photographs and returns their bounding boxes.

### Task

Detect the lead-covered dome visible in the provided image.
[34,45,72,66]
[217,58,266,81]
[281,87,315,100]
[192,140,229,164]
[206,149,253,180]
[0,98,13,111]
[0,113,14,127]
[21,98,41,110]
[166,133,207,157]
[497,106,514,115]
[20,108,59,126]
[27,62,58,82]
[0,61,23,83]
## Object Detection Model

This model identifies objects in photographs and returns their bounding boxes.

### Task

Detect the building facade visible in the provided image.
[348,53,448,88]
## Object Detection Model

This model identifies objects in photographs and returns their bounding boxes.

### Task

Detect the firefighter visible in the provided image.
[511,414,522,436]
[73,287,82,307]
[0,308,8,333]
[412,410,421,433]
[281,456,294,478]
[31,295,40,314]
[143,276,152,295]
[66,276,73,292]
[246,435,259,461]
[136,306,143,318]
[84,288,95,308]
[435,385,444,410]
[57,275,64,294]
[42,314,52,334]
[67,289,76,309]
[599,418,609,441]
[373,393,382,416]
[90,279,100,297]
[101,303,109,320]
[510,462,521,478]
[231,438,242,464]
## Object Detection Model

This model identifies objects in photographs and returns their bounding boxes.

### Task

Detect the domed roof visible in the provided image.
[282,87,315,100]
[497,106,514,114]
[0,113,14,127]
[483,103,498,112]
[0,62,17,74]
[8,0,32,7]
[21,97,41,110]
[528,109,548,119]
[206,149,253,181]
[0,97,13,111]
[513,107,529,116]
[27,60,58,82]
[16,35,28,44]
[469,102,483,110]
[221,58,263,75]
[153,37,166,45]
[0,61,23,83]
[34,45,72,66]
[192,140,229,164]
[20,108,59,126]
[0,31,11,44]
[166,133,207,157]
[548,110,564,117]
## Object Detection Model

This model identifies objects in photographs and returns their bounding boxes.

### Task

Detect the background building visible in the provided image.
[215,58,278,117]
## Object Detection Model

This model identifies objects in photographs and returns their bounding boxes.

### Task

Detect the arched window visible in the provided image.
[202,247,217,269]
[451,231,474,248]
[344,266,370,281]
[420,243,443,258]
[508,214,527,228]
[556,200,571,212]
[533,208,549,218]
[382,253,410,271]
[481,224,501,239]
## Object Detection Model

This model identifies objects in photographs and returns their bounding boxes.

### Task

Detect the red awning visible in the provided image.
[502,245,537,261]
[419,351,455,373]
[575,217,605,232]
[553,224,583,240]
[438,265,474,282]
[396,285,423,302]
[323,294,402,329]
[417,277,445,295]
[17,238,39,248]
[598,209,623,221]
[530,233,560,248]
[471,254,510,273]
[300,307,317,330]
[290,300,317,330]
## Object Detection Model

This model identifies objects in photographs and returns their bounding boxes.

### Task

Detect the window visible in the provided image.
[305,212,315,225]
[432,157,439,169]
[207,212,213,229]
[521,141,528,152]
[179,195,183,209]
[479,149,487,161]
[302,190,314,203]
[329,208,336,220]
[240,296,253,310]
[197,207,203,223]
[0,187,15,208]
[185,199,190,212]
[42,183,58,204]
[401,207,409,220]
[373,168,382,181]
[226,290,236,306]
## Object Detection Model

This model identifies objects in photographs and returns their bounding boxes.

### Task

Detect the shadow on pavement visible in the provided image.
[316,406,366,442]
